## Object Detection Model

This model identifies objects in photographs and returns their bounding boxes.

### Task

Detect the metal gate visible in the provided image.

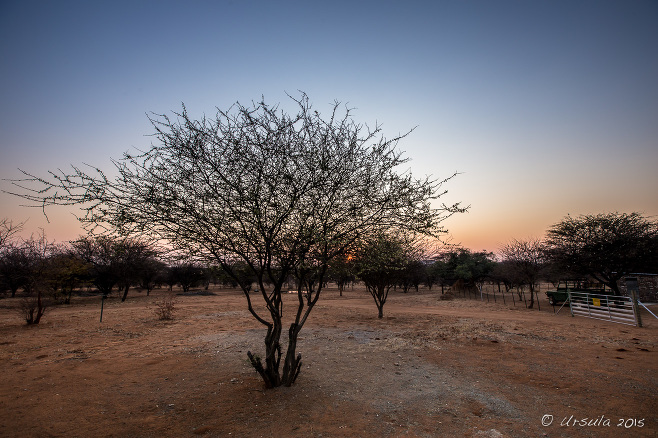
[568,292,638,326]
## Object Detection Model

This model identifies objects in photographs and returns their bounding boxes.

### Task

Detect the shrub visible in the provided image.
[439,290,455,301]
[154,294,176,320]
[19,290,49,324]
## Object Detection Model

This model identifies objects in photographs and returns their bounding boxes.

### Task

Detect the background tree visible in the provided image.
[354,232,416,318]
[436,248,495,296]
[429,258,452,294]
[136,257,166,295]
[168,263,206,293]
[69,235,121,297]
[11,93,463,387]
[489,260,517,301]
[215,261,257,290]
[17,231,56,324]
[498,238,546,308]
[0,218,28,297]
[112,238,158,301]
[44,248,89,304]
[326,254,355,296]
[423,261,439,290]
[398,259,426,293]
[545,212,658,295]
[0,244,31,298]
[0,218,25,250]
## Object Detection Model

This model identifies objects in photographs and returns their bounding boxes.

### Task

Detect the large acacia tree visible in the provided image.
[545,212,658,295]
[12,93,463,387]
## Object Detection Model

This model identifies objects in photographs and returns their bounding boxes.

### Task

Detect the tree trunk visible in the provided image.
[33,291,45,324]
[121,285,130,302]
[248,321,283,388]
[281,323,302,386]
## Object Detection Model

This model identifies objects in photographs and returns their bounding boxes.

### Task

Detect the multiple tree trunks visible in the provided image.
[247,322,303,388]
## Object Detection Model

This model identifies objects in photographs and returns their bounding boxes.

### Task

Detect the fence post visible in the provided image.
[535,286,541,311]
[100,295,106,322]
[626,277,642,328]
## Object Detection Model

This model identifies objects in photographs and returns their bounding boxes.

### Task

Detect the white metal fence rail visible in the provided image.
[568,292,638,326]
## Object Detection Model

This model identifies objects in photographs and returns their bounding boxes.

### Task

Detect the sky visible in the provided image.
[1,0,657,253]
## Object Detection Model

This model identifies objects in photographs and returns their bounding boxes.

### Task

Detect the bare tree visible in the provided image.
[167,262,205,293]
[0,244,31,297]
[0,219,27,296]
[113,238,159,301]
[18,231,56,324]
[44,248,88,304]
[10,93,463,387]
[0,218,25,249]
[498,238,546,309]
[69,235,120,297]
[137,257,166,296]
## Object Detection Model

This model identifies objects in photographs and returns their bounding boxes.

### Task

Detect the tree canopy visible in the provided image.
[545,212,658,294]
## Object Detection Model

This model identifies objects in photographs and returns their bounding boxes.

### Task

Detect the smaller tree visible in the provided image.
[154,293,176,320]
[168,263,205,293]
[399,260,426,293]
[70,235,120,297]
[0,244,31,297]
[354,233,414,318]
[429,258,452,294]
[137,257,166,295]
[113,238,159,301]
[436,248,495,296]
[18,231,57,324]
[42,246,88,304]
[499,238,546,308]
[326,254,355,296]
[0,218,28,297]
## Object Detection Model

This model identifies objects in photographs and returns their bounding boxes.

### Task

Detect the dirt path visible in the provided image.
[1,286,656,437]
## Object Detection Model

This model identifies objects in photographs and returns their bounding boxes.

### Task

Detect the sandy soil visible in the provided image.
[0,285,656,438]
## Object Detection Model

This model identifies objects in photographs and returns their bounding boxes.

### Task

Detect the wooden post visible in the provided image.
[100,295,106,322]
[626,277,642,328]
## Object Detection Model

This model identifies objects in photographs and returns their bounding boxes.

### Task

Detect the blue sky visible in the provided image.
[1,0,657,252]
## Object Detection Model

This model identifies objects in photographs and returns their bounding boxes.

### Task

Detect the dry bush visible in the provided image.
[439,290,455,300]
[19,291,49,324]
[154,293,176,320]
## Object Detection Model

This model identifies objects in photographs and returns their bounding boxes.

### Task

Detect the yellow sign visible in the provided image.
[592,298,601,307]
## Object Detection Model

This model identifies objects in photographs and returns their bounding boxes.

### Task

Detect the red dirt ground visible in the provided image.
[1,285,656,438]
